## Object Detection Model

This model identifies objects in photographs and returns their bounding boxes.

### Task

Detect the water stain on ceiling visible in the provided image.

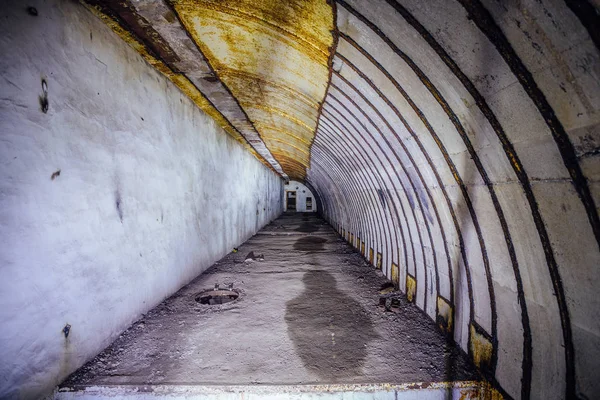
[84,0,336,180]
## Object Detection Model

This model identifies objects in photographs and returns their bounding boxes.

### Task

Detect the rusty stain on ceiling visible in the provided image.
[173,0,335,179]
[83,0,336,180]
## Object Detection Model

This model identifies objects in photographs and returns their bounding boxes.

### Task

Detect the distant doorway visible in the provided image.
[306,197,312,211]
[286,191,297,211]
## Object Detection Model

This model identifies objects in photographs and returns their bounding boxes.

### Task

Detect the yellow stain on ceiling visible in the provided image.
[82,3,279,174]
[172,0,335,179]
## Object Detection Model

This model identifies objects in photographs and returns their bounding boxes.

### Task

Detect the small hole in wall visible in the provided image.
[51,169,61,180]
[27,6,38,16]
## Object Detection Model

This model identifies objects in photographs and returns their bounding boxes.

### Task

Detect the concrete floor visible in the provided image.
[58,214,486,398]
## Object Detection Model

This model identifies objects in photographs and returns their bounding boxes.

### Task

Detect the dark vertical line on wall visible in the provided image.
[336,3,552,379]
[328,83,437,313]
[321,109,403,269]
[325,95,421,301]
[319,120,398,278]
[330,76,447,304]
[314,162,364,249]
[312,168,335,222]
[377,1,535,395]
[313,134,386,262]
[335,56,471,316]
[309,170,334,221]
[318,136,382,250]
[564,0,600,51]
[337,31,493,360]
[312,180,331,221]
[315,139,374,240]
[455,1,580,395]
[316,123,381,249]
[339,28,504,371]
[311,152,362,237]
[311,168,339,226]
[322,120,408,277]
[320,114,398,269]
[310,148,357,226]
[319,114,397,268]
[332,58,455,309]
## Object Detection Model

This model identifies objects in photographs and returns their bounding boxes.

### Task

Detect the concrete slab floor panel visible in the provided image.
[56,214,485,398]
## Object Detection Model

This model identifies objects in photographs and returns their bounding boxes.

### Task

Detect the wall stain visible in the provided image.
[39,78,49,113]
[285,270,377,380]
[437,296,453,335]
[376,188,386,209]
[406,274,416,303]
[115,190,123,222]
[470,323,494,375]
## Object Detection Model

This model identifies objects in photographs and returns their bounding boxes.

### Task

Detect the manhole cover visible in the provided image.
[195,289,239,305]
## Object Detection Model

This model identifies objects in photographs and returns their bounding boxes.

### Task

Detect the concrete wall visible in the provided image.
[307,1,600,399]
[0,1,283,398]
[284,180,318,212]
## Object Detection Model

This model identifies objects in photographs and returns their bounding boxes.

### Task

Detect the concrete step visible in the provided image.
[54,382,500,400]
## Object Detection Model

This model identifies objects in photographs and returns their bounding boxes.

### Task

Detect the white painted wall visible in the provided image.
[284,180,317,212]
[0,1,283,398]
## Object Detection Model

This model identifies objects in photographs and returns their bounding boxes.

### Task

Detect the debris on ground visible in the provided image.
[244,251,264,262]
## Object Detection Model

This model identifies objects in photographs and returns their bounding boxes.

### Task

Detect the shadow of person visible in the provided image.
[285,270,379,381]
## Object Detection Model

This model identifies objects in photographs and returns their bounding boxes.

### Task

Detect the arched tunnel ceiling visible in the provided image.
[84,0,335,180]
[84,1,600,399]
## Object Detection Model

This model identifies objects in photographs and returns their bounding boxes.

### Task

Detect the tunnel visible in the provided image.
[0,0,599,399]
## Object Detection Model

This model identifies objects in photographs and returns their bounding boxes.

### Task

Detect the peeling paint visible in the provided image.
[406,274,416,303]
[391,263,399,288]
[436,296,453,335]
[470,323,493,372]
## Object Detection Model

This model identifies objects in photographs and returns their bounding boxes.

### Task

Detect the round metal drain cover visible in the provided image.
[195,289,239,305]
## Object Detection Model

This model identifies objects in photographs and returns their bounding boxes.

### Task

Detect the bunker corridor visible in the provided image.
[0,0,599,399]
